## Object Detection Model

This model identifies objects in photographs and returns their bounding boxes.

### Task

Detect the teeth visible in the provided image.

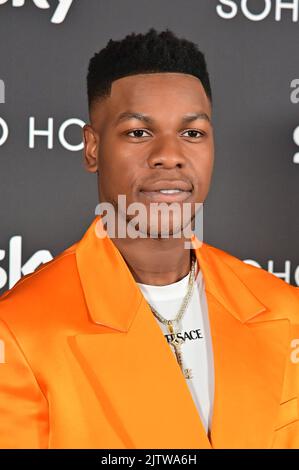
[158,189,182,194]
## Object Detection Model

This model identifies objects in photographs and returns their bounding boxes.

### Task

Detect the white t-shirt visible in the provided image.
[136,260,214,433]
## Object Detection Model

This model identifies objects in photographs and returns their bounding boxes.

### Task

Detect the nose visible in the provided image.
[147,135,186,169]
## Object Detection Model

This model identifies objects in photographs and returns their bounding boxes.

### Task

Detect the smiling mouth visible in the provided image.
[140,189,192,202]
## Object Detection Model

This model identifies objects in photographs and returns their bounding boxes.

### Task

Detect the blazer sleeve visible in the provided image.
[0,318,49,448]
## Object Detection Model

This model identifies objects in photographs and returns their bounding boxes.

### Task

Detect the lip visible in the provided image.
[139,179,193,203]
[140,190,192,203]
[140,179,193,192]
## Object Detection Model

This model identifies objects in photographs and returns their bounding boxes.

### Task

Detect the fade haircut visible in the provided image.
[87,27,212,111]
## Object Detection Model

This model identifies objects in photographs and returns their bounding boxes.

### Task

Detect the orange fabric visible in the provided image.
[0,215,298,449]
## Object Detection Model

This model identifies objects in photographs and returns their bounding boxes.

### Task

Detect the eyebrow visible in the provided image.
[114,111,211,126]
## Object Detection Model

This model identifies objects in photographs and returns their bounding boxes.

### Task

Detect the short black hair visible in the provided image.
[87,27,212,110]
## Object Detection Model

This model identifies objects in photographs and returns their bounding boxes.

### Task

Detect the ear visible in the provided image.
[83,124,99,173]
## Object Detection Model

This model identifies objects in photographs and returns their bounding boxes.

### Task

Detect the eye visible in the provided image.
[181,129,205,139]
[126,129,151,138]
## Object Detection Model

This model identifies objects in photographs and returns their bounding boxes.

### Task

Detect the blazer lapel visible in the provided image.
[74,215,211,448]
[74,216,290,449]
[195,245,290,448]
[72,297,212,449]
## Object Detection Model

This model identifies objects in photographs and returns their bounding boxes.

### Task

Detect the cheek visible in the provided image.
[194,149,214,180]
[99,157,135,197]
[99,136,134,170]
[99,139,143,193]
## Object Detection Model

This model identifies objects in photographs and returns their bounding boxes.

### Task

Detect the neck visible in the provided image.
[111,235,193,286]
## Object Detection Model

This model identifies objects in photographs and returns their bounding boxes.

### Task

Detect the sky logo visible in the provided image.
[0,0,74,24]
[0,236,53,292]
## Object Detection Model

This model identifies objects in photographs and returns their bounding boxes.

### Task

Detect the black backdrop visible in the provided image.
[0,0,298,295]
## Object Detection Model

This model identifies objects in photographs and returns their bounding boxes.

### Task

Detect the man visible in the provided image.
[0,28,298,449]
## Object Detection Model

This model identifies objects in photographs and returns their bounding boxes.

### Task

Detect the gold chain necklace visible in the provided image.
[148,252,196,380]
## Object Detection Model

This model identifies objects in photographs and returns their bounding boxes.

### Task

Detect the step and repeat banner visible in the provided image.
[0,0,298,295]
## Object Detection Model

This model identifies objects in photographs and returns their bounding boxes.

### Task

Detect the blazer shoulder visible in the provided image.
[0,241,83,330]
[1,243,77,298]
[203,242,299,318]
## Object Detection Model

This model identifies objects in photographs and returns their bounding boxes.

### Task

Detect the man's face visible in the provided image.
[83,72,214,237]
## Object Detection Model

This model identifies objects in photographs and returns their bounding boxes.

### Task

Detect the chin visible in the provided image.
[145,216,188,239]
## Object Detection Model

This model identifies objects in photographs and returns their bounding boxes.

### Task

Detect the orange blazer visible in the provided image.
[0,215,298,449]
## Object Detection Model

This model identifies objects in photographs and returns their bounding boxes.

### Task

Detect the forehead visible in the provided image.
[93,72,211,125]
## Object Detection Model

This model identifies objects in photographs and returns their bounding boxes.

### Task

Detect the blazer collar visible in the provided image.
[75,215,267,330]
